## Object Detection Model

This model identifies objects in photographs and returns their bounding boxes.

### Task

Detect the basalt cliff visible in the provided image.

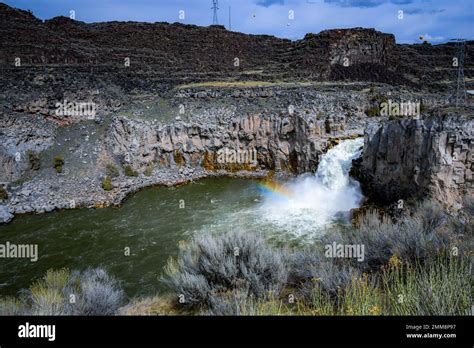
[352,112,473,209]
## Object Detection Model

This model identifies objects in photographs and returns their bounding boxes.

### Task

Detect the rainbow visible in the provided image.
[258,180,294,198]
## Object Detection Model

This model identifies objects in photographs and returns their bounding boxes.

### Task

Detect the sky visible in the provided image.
[4,0,474,43]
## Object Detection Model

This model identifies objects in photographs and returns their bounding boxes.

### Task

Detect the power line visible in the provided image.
[212,0,219,25]
[450,38,467,107]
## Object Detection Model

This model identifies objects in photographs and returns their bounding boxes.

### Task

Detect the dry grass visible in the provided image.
[176,80,279,88]
[118,296,178,315]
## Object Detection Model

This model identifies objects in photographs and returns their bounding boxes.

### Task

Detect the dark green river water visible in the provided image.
[0,178,265,297]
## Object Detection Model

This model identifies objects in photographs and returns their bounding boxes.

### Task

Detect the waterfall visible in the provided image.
[259,138,364,239]
[316,138,364,189]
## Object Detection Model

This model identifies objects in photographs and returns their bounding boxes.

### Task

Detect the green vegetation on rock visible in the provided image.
[102,176,113,191]
[106,164,120,178]
[365,106,380,117]
[53,156,64,173]
[144,165,153,177]
[124,165,138,177]
[0,187,8,201]
[27,151,40,171]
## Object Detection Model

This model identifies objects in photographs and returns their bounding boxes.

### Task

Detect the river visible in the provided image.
[0,138,364,297]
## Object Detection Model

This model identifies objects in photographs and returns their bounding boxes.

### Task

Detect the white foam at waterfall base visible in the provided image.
[258,138,364,239]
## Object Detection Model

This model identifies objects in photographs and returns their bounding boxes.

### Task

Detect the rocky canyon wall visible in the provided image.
[352,111,473,209]
[107,87,366,175]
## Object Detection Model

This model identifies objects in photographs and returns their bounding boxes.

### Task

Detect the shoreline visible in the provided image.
[0,168,272,225]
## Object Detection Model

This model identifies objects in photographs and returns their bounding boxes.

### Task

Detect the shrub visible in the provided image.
[200,255,472,316]
[203,290,296,316]
[414,200,447,234]
[382,256,472,315]
[344,206,457,271]
[201,288,252,316]
[352,211,398,269]
[365,106,380,117]
[106,164,120,178]
[461,196,474,238]
[27,151,40,171]
[463,195,474,216]
[27,268,71,315]
[102,176,113,191]
[288,247,359,301]
[162,231,288,312]
[53,156,64,173]
[124,165,138,177]
[67,268,125,315]
[296,285,336,315]
[0,297,28,315]
[144,165,153,177]
[339,274,382,315]
[1,268,125,316]
[0,186,7,201]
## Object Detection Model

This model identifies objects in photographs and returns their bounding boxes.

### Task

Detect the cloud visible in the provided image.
[257,0,285,7]
[323,0,414,7]
[391,0,413,4]
[404,8,445,14]
[418,33,445,42]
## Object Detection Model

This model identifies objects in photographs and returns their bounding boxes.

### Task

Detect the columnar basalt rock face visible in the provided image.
[352,112,473,209]
[108,110,340,175]
[105,86,373,175]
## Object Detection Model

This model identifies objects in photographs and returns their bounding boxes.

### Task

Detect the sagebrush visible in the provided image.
[0,267,124,316]
[162,231,288,313]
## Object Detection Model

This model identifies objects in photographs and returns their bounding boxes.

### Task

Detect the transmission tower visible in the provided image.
[450,39,467,107]
[212,0,219,25]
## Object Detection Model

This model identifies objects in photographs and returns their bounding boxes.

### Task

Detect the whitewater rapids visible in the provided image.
[193,138,365,242]
[258,138,364,239]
